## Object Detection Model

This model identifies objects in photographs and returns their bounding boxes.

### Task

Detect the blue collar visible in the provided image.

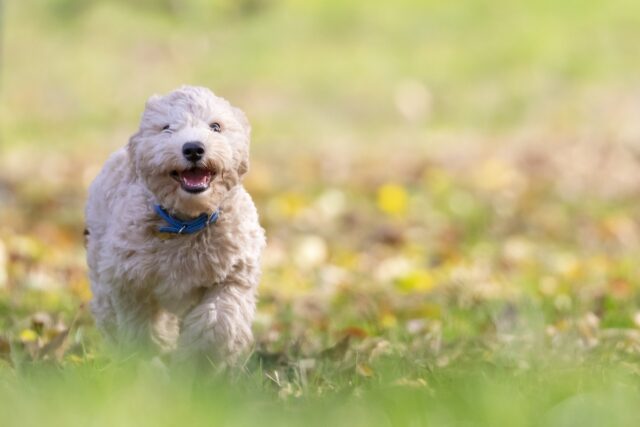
[154,205,220,234]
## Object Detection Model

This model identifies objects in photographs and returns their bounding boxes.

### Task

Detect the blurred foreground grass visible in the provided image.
[2,0,640,426]
[3,359,640,427]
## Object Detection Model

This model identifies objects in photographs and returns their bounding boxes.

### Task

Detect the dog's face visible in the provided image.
[128,86,250,218]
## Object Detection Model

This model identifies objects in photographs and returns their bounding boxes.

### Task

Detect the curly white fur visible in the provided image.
[85,86,266,365]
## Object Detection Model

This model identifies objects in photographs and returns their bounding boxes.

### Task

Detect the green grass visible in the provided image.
[3,0,640,151]
[1,356,640,427]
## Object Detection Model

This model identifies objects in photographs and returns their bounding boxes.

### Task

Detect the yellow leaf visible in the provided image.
[19,329,38,342]
[275,192,306,218]
[69,277,92,302]
[356,362,374,377]
[380,312,398,329]
[377,184,408,216]
[67,354,85,365]
[396,269,435,293]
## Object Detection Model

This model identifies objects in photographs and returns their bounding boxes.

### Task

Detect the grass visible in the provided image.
[4,0,640,150]
[2,356,640,427]
[2,0,640,425]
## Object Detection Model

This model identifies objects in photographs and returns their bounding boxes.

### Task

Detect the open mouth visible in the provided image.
[170,167,213,194]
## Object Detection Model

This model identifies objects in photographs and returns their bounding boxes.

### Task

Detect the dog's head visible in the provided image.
[128,86,250,218]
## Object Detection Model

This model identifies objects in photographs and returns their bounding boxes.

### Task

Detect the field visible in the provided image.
[2,0,640,425]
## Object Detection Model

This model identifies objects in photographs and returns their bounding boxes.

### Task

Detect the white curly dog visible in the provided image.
[85,86,265,366]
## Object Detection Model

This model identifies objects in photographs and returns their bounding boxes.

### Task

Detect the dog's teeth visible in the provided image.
[178,167,211,193]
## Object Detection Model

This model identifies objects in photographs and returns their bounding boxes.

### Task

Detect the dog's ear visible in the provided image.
[141,94,165,122]
[232,144,249,181]
[127,130,142,177]
[232,106,250,178]
[238,156,249,177]
[145,94,162,108]
[232,107,251,138]
[127,94,163,177]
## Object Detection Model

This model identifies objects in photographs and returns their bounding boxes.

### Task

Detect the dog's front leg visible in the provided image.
[176,283,256,369]
[110,287,164,355]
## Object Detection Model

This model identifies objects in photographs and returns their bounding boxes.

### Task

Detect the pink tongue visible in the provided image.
[181,168,209,186]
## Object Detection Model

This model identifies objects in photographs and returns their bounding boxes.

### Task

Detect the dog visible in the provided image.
[85,86,265,366]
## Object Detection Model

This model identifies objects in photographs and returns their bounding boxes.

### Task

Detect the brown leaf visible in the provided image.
[37,328,70,361]
[0,336,10,360]
[339,326,368,339]
[319,336,351,361]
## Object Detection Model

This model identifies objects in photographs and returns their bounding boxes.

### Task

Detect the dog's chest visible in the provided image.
[124,228,238,309]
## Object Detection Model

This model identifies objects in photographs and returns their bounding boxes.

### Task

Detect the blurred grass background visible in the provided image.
[4,0,640,151]
[2,0,640,426]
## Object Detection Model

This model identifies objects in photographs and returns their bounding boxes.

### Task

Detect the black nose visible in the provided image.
[182,141,205,162]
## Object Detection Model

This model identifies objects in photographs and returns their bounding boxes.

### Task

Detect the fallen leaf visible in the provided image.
[19,329,38,343]
[377,184,408,217]
[320,336,351,361]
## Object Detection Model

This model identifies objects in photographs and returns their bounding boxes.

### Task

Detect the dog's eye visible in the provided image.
[209,122,221,132]
[161,125,171,132]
